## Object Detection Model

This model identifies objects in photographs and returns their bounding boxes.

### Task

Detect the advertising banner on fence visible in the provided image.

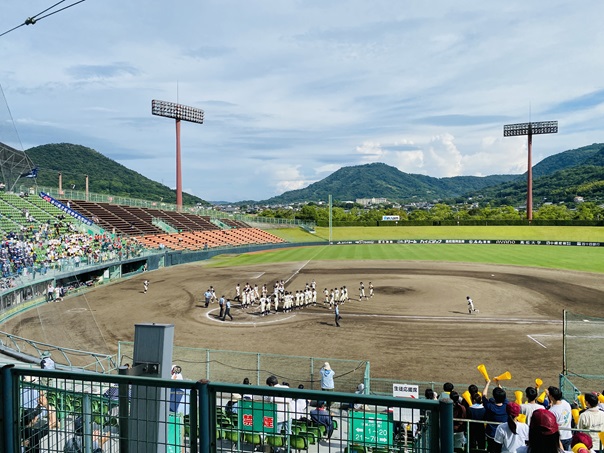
[334,239,602,247]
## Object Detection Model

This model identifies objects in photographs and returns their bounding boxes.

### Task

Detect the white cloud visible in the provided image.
[0,0,603,201]
[424,134,463,177]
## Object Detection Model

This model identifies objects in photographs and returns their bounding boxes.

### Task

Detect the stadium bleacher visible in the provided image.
[0,193,285,287]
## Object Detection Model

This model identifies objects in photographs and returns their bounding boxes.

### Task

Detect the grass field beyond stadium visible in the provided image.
[211,226,604,274]
[310,225,604,242]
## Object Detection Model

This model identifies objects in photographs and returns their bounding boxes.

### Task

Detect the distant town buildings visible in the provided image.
[356,197,388,206]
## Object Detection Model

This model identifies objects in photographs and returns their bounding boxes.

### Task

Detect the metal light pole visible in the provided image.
[503,121,558,221]
[152,100,204,211]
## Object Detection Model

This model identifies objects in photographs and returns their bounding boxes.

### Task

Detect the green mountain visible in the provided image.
[532,143,604,178]
[25,143,208,206]
[261,162,518,204]
[19,141,604,206]
[472,145,604,205]
[260,143,604,205]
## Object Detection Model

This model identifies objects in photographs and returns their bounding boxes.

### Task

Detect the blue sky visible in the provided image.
[1,0,603,202]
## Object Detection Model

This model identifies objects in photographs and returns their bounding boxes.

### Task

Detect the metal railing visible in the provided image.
[0,332,116,373]
[1,366,453,452]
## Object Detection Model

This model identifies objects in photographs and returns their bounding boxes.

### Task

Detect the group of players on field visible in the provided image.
[219,280,374,316]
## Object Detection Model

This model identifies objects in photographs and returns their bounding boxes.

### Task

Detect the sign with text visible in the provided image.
[39,192,93,226]
[381,216,400,221]
[392,383,420,423]
[238,400,279,433]
[348,411,393,447]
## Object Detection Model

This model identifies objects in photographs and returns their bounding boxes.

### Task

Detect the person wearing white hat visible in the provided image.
[320,362,335,391]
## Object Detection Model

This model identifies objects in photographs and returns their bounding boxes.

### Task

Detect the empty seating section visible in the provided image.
[143,209,218,232]
[221,218,252,228]
[137,228,286,251]
[62,200,147,236]
[99,204,163,235]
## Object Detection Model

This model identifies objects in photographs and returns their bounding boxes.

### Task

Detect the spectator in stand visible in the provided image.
[493,402,529,453]
[291,384,309,421]
[516,409,563,453]
[310,401,334,439]
[425,388,438,400]
[450,391,467,449]
[546,386,572,451]
[264,375,292,434]
[577,392,604,450]
[467,392,486,450]
[482,378,509,452]
[521,387,543,426]
[21,376,40,409]
[462,384,479,410]
[21,406,48,453]
[63,416,108,453]
[439,382,454,401]
[320,362,335,392]
[570,432,593,453]
[242,377,253,401]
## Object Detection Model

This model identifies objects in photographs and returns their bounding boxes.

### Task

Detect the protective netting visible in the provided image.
[562,310,604,396]
[118,342,369,393]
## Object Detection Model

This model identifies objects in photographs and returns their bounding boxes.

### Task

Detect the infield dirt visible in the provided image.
[5,260,603,391]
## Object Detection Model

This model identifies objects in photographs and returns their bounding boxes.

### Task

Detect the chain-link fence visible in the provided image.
[118,342,369,393]
[562,310,604,398]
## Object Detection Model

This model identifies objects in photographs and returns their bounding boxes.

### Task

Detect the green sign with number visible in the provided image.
[348,411,394,446]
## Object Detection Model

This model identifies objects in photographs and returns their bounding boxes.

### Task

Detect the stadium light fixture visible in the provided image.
[503,120,558,221]
[152,99,204,210]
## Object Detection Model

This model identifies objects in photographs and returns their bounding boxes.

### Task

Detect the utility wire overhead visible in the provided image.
[0,0,87,38]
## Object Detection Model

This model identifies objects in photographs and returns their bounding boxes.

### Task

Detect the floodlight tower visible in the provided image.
[503,120,558,221]
[152,100,204,211]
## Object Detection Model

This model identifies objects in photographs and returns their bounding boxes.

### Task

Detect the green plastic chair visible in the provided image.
[289,434,308,451]
[243,432,263,448]
[266,434,287,450]
[344,445,367,453]
[300,431,317,445]
[224,429,240,444]
[372,448,390,453]
[314,423,327,438]
[306,426,321,442]
[217,416,234,428]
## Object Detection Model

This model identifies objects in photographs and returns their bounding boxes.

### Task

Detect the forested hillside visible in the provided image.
[25,143,208,205]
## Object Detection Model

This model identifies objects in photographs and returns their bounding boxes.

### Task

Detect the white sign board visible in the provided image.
[382,215,400,221]
[392,384,420,424]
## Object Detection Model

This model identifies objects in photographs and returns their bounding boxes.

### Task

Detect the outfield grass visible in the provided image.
[268,225,604,242]
[209,242,604,274]
[247,226,604,273]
